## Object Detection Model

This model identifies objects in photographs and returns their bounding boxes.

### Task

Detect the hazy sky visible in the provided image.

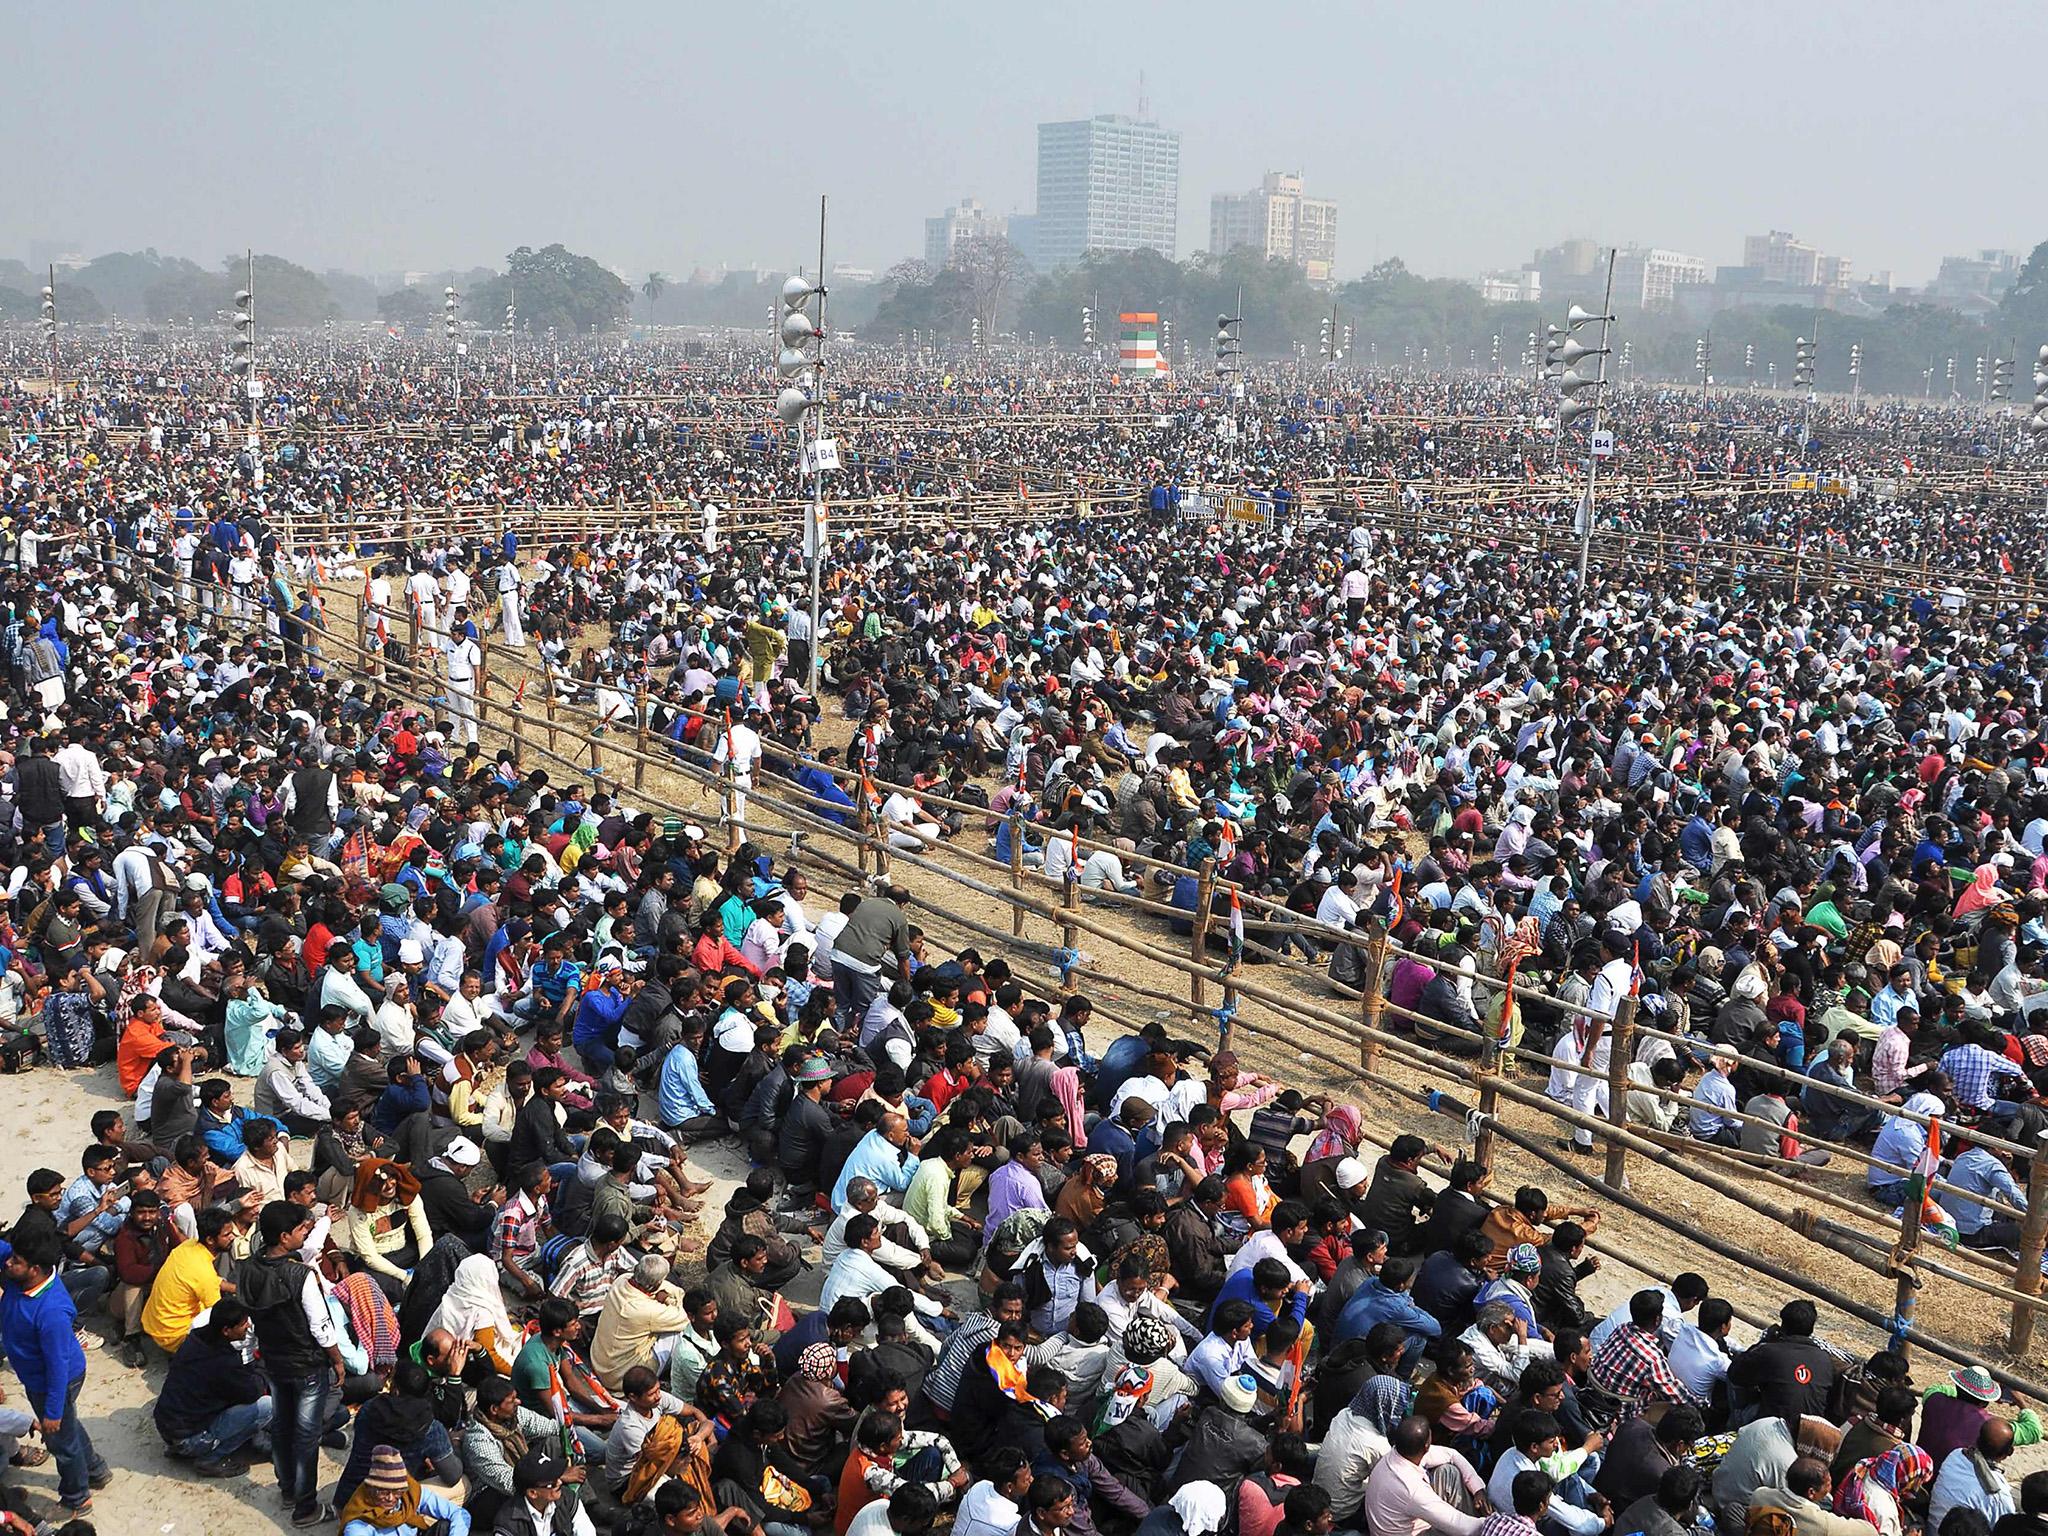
[11,2,2046,288]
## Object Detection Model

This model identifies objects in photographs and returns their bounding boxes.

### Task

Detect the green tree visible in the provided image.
[1997,239,2048,337]
[73,250,207,317]
[641,271,668,320]
[377,287,438,328]
[243,254,339,327]
[139,254,336,327]
[470,245,631,335]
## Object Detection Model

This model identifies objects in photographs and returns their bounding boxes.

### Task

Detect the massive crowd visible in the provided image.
[0,340,2040,1536]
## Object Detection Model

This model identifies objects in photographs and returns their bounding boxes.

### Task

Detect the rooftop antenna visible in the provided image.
[1138,70,1149,119]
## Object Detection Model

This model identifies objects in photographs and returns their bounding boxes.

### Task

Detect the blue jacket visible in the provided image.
[197,1104,287,1165]
[0,1236,85,1420]
[1334,1277,1443,1348]
[1206,1265,1311,1333]
[794,766,855,827]
[572,985,629,1051]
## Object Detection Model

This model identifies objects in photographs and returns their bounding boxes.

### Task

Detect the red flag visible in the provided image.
[1630,938,1643,997]
[1389,867,1405,928]
[512,678,528,705]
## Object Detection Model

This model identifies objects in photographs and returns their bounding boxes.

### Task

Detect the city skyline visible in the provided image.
[7,2,2046,290]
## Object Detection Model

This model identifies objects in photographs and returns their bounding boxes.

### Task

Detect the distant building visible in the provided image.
[1612,246,1709,310]
[28,240,84,272]
[923,198,1007,270]
[1532,239,1602,279]
[1209,172,1337,282]
[1927,249,2022,306]
[1034,114,1181,270]
[1742,230,1852,290]
[1006,214,1041,270]
[1479,270,1541,304]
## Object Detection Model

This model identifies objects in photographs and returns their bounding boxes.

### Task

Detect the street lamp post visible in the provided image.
[445,287,462,410]
[39,271,56,402]
[1559,251,1618,602]
[772,196,832,698]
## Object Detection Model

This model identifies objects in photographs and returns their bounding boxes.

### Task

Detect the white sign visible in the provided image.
[802,437,841,475]
[803,504,828,559]
[1216,419,1238,442]
[1179,493,1215,521]
[1590,430,1615,458]
[245,379,265,399]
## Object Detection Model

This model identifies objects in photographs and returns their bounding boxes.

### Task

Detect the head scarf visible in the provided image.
[1835,1445,1934,1527]
[1500,916,1543,968]
[1307,1103,1363,1163]
[1350,1372,1414,1438]
[1084,1153,1121,1186]
[1956,864,2004,917]
[335,1269,401,1370]
[799,1343,839,1383]
[1169,1482,1229,1536]
[427,1253,518,1353]
[1049,1063,1086,1144]
[350,1157,421,1213]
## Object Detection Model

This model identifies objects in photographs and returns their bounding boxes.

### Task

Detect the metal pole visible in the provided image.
[807,195,827,698]
[46,264,57,400]
[1575,247,1617,598]
[509,278,517,394]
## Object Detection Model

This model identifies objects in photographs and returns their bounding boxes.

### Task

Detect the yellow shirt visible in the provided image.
[142,1238,223,1353]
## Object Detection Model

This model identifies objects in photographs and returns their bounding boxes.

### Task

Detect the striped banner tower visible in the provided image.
[1118,312,1165,374]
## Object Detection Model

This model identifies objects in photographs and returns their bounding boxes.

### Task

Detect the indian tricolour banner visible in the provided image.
[1119,312,1162,373]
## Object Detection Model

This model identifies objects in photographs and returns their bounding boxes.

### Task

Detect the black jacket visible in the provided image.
[1531,1243,1595,1334]
[1728,1332,1838,1421]
[417,1166,497,1250]
[15,756,64,825]
[509,1096,573,1178]
[155,1330,268,1441]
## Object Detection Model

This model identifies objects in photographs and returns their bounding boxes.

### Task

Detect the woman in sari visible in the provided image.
[426,1252,520,1375]
[1833,1444,1934,1536]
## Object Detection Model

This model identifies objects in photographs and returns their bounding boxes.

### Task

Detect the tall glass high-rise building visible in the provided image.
[1032,115,1180,271]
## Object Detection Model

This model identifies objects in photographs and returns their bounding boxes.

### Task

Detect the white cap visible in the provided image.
[441,1137,481,1166]
[397,939,425,965]
[1335,1156,1368,1191]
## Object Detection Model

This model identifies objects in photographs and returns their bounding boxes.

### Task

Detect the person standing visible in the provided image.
[240,1200,348,1526]
[496,554,526,647]
[0,1229,111,1516]
[446,629,483,747]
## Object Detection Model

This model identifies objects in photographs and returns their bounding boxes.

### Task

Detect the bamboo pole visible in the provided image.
[1360,919,1390,1077]
[1008,807,1025,939]
[1190,857,1216,1010]
[2013,1154,2048,1354]
[1604,996,1635,1190]
[633,684,650,790]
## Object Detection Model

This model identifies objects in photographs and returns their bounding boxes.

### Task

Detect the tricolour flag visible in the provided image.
[1228,884,1245,950]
